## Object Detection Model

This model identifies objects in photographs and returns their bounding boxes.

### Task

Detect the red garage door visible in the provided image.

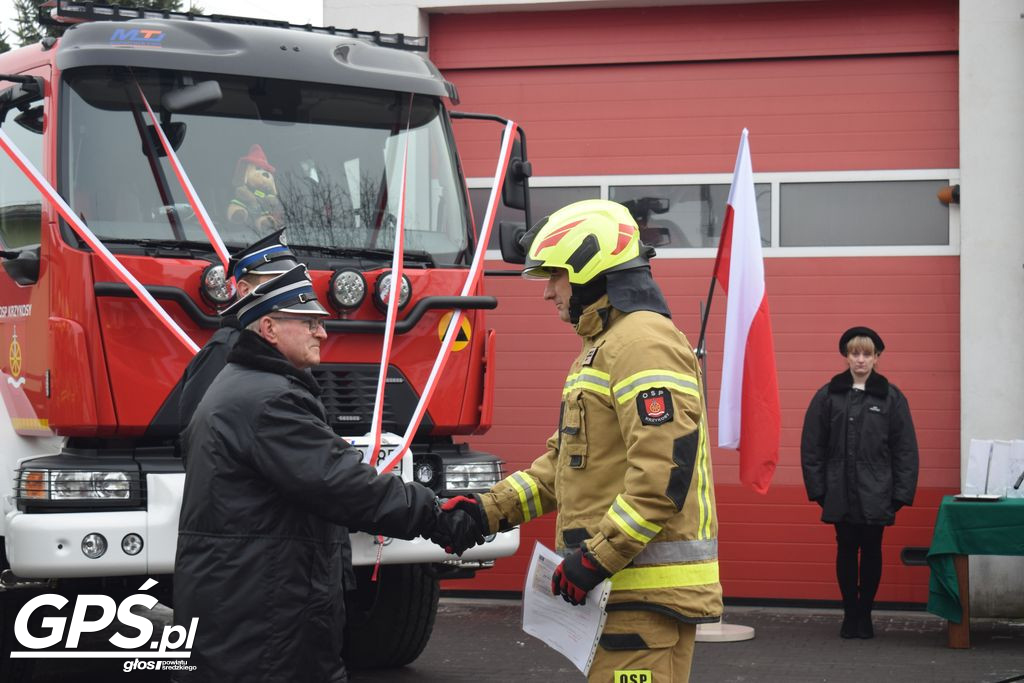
[436,0,959,604]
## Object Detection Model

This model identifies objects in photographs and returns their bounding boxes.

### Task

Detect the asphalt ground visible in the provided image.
[28,599,1024,682]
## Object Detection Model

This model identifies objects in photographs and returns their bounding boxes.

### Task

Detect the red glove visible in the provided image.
[551,549,609,606]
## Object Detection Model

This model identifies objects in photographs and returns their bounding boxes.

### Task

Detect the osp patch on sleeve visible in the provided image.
[613,670,653,683]
[636,387,673,426]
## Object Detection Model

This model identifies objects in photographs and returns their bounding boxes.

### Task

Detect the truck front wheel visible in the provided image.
[342,562,439,669]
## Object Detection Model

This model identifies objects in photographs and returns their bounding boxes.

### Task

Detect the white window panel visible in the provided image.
[469,169,960,259]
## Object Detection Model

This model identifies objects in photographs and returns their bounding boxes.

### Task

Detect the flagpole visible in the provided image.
[696,211,730,361]
[695,273,717,362]
[697,301,709,403]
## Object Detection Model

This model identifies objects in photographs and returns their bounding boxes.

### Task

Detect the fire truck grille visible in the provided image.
[309,364,431,437]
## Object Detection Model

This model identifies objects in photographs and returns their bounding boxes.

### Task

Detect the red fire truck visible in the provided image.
[0,1,528,675]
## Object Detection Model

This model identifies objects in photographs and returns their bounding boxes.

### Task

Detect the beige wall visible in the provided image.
[959,0,1024,616]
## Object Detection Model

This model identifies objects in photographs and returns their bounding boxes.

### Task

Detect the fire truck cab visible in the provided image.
[0,2,525,674]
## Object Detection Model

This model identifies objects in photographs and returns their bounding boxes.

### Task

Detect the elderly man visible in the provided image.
[173,264,465,682]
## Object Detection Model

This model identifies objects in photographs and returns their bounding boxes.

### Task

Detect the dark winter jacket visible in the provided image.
[145,318,240,438]
[177,320,241,430]
[800,370,918,525]
[174,330,439,683]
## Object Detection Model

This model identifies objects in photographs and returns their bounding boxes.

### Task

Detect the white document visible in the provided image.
[963,439,992,495]
[987,440,1013,495]
[522,542,611,676]
[1006,440,1024,499]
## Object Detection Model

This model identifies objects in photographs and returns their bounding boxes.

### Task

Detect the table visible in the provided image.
[926,496,1024,648]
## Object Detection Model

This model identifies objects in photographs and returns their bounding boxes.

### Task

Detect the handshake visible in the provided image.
[427,495,489,556]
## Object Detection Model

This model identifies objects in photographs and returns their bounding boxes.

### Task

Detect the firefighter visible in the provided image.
[438,199,723,682]
[173,265,468,682]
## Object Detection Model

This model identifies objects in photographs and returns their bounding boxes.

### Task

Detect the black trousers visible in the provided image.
[834,522,884,613]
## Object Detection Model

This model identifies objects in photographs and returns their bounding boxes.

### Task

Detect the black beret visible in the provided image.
[839,326,885,355]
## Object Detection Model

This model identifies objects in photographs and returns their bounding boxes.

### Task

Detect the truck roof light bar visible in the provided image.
[38,0,429,51]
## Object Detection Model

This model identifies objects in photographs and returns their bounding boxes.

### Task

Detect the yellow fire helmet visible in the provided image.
[521,199,654,284]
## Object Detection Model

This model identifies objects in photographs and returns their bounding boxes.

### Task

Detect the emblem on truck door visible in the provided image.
[8,327,24,388]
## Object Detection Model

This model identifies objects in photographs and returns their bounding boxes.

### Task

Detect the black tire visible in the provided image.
[342,563,440,670]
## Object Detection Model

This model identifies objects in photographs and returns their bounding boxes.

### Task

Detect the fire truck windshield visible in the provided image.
[61,67,473,265]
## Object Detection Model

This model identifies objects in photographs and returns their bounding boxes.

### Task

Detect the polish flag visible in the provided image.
[713,129,780,494]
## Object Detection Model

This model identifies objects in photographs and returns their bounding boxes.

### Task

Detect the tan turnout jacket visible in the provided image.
[480,295,723,621]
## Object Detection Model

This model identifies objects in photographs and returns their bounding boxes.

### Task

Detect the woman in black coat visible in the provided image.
[800,327,918,639]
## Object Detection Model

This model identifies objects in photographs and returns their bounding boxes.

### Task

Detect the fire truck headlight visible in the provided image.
[94,471,132,499]
[52,471,132,500]
[201,263,235,307]
[17,469,141,509]
[373,272,411,312]
[82,533,107,559]
[329,268,366,310]
[121,534,144,556]
[444,462,502,492]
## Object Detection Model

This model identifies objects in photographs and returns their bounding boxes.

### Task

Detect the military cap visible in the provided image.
[227,228,299,282]
[223,264,328,329]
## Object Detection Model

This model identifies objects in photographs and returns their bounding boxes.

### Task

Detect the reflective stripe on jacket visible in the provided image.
[481,296,723,622]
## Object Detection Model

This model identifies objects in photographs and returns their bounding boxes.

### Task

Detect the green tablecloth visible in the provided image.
[926,496,1024,622]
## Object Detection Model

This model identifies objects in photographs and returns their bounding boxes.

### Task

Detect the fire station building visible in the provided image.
[325,0,1024,613]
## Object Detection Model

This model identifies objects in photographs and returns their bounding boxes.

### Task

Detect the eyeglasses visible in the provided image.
[269,316,326,333]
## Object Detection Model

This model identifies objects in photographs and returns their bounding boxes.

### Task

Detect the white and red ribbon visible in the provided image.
[375,119,517,475]
[135,84,231,271]
[367,136,409,461]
